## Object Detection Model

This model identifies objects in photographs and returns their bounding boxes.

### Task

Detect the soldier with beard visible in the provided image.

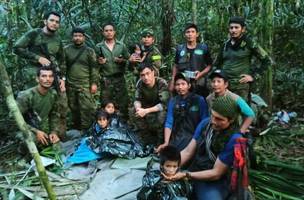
[214,16,271,101]
[17,66,61,146]
[63,27,98,131]
[13,11,68,135]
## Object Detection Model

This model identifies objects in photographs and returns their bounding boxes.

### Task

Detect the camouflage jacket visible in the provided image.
[214,34,271,84]
[135,77,169,110]
[13,28,64,71]
[141,44,162,71]
[96,40,130,77]
[16,86,60,135]
[63,43,99,88]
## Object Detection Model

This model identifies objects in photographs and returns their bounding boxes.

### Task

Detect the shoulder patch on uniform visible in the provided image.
[152,55,161,61]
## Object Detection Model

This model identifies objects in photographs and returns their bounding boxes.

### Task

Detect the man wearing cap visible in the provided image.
[214,16,271,101]
[96,23,130,120]
[162,95,244,200]
[170,23,213,98]
[156,72,209,152]
[132,63,169,146]
[63,27,99,131]
[130,28,162,76]
[207,69,255,134]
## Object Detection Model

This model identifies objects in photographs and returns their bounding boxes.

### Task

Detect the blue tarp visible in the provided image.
[65,138,101,164]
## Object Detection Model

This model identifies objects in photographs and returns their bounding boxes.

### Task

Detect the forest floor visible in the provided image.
[0,114,303,199]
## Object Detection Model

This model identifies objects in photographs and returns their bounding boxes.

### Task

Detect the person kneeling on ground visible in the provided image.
[131,62,169,146]
[137,145,192,200]
[17,66,61,147]
[162,95,245,200]
[156,72,208,152]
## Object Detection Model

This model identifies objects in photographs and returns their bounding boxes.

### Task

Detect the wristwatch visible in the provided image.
[185,172,192,180]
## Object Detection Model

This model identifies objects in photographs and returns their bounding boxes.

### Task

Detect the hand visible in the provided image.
[49,133,60,144]
[155,142,169,153]
[161,171,186,181]
[168,80,175,92]
[129,54,141,63]
[114,57,125,63]
[98,57,107,64]
[38,57,51,66]
[135,108,148,118]
[239,74,253,84]
[59,79,66,92]
[90,84,98,94]
[36,130,49,146]
[194,71,201,80]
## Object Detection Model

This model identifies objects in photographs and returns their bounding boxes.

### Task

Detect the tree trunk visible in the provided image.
[161,0,175,56]
[0,62,57,200]
[260,0,273,109]
[192,0,197,24]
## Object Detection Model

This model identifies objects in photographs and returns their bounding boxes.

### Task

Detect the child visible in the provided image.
[65,111,109,164]
[130,43,147,63]
[103,100,124,128]
[137,145,192,200]
[87,110,110,151]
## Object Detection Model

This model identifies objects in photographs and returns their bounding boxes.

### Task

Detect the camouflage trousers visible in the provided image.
[130,109,166,146]
[67,86,97,130]
[100,75,129,120]
[21,66,68,135]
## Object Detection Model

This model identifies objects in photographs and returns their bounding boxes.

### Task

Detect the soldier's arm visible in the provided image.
[151,48,162,70]
[88,48,99,86]
[13,30,41,64]
[58,42,66,78]
[158,79,169,109]
[16,91,40,134]
[120,43,130,65]
[49,94,61,136]
[122,44,131,59]
[134,82,143,109]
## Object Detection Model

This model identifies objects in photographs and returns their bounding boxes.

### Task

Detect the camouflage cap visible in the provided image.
[141,28,154,37]
[211,95,238,120]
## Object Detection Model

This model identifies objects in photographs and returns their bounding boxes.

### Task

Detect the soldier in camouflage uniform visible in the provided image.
[129,28,162,77]
[214,16,271,101]
[17,66,61,146]
[63,27,99,131]
[96,23,130,120]
[132,63,169,146]
[13,11,68,135]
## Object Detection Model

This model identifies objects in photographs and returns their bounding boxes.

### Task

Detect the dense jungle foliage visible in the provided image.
[0,0,304,199]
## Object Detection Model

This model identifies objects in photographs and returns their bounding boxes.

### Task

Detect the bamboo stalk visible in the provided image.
[0,62,57,200]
